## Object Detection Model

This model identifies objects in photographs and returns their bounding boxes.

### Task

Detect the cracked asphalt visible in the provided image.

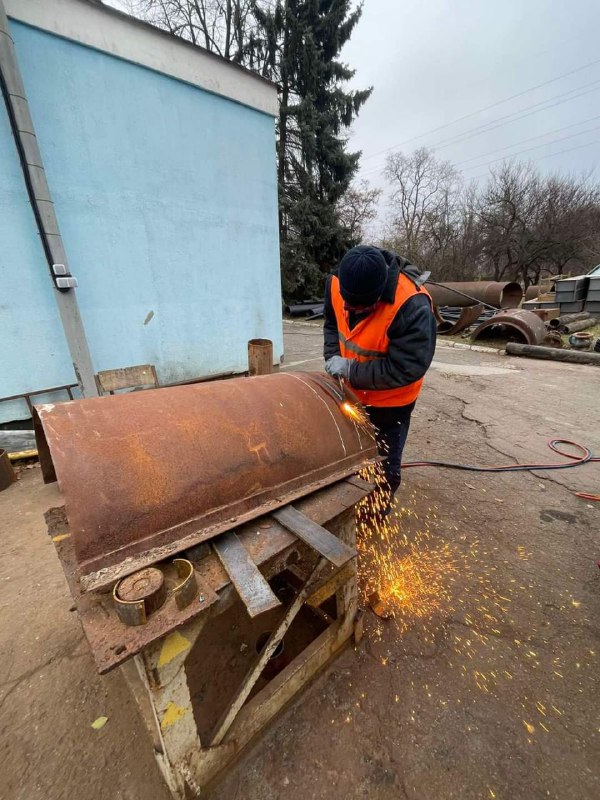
[1,320,598,800]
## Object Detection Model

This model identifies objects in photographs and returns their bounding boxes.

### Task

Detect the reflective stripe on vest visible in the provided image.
[330,272,432,408]
[338,332,386,358]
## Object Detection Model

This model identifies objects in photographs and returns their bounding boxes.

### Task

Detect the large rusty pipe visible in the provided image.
[34,373,376,590]
[471,309,547,345]
[524,285,541,301]
[427,281,523,309]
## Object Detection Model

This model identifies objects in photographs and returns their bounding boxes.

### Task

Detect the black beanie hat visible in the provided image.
[338,246,388,307]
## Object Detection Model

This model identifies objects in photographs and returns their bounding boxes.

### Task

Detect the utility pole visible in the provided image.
[0,1,98,397]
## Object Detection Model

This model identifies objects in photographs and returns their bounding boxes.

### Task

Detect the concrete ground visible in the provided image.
[1,320,599,800]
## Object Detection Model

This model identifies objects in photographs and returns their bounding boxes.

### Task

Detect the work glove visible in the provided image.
[325,356,351,380]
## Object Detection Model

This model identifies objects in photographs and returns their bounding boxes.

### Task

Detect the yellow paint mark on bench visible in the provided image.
[157,631,190,667]
[161,701,189,730]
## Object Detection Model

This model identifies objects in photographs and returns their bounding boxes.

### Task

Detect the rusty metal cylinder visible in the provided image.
[34,373,375,587]
[506,342,600,365]
[524,285,541,301]
[248,339,273,376]
[427,281,523,309]
[471,309,547,345]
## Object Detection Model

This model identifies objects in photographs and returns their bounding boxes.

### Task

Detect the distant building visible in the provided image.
[0,0,282,423]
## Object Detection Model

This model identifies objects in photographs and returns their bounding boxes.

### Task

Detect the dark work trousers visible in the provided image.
[366,402,416,507]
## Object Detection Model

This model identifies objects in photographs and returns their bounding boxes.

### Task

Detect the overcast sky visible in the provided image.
[344,0,600,196]
[106,0,600,204]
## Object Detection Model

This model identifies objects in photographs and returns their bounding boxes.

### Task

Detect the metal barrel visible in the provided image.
[427,281,523,309]
[34,372,375,588]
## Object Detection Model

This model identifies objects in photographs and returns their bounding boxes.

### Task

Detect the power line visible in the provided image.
[365,78,600,173]
[427,80,600,151]
[468,139,600,182]
[361,55,600,163]
[454,113,600,167]
[461,123,600,172]
[359,79,600,178]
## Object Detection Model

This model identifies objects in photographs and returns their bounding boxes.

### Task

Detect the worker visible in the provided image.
[323,245,436,516]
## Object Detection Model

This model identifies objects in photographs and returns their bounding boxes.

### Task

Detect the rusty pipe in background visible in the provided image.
[524,285,541,301]
[562,318,597,334]
[435,304,486,335]
[548,312,590,330]
[470,309,547,345]
[427,281,523,309]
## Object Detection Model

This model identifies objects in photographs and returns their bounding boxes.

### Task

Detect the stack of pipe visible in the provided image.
[548,311,597,334]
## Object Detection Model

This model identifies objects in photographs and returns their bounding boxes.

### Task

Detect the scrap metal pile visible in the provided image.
[429,280,539,341]
[429,279,599,354]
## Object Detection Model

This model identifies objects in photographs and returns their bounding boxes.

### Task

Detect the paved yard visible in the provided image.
[1,321,598,800]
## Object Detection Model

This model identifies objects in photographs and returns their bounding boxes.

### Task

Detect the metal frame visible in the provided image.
[0,383,77,415]
[120,507,361,798]
[44,455,371,796]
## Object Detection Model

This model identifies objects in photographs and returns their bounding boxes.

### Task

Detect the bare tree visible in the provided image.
[477,162,600,286]
[123,0,261,61]
[476,162,540,283]
[384,147,461,264]
[530,173,600,281]
[336,179,382,243]
[383,150,600,284]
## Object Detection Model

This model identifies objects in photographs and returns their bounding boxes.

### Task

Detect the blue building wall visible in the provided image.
[0,21,282,423]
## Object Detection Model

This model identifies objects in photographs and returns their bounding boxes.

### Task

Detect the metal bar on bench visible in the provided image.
[273,505,356,568]
[212,532,281,618]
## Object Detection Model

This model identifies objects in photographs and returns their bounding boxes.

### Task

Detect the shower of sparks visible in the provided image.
[352,455,597,751]
[341,401,369,428]
[356,458,463,634]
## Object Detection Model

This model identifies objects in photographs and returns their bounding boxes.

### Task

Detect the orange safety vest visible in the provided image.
[330,273,432,408]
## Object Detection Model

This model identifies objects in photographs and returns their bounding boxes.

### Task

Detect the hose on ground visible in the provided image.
[402,438,599,474]
[401,439,600,501]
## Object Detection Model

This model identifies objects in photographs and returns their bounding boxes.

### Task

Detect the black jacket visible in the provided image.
[323,250,436,394]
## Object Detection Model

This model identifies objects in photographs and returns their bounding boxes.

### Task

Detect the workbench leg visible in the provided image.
[210,555,328,746]
[131,616,208,798]
[334,513,359,639]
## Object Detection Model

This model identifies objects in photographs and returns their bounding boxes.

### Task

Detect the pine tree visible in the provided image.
[127,0,371,300]
[251,1,372,299]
